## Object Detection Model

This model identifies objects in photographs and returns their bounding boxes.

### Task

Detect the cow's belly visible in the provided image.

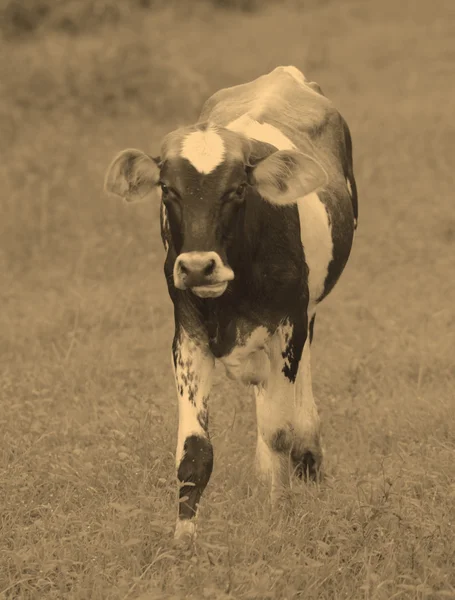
[219,326,271,386]
[297,192,333,309]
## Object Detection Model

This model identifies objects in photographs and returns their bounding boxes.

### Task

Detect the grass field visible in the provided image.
[1,0,455,598]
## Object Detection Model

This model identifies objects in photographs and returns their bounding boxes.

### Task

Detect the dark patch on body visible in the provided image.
[314,186,356,304]
[281,316,308,384]
[339,114,358,228]
[323,198,355,300]
[205,307,238,359]
[309,314,316,344]
[177,434,213,520]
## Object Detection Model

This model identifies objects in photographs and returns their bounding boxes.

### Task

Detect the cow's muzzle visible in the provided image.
[173,251,234,298]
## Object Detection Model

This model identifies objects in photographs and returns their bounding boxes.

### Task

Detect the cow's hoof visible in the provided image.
[291,446,324,482]
[173,519,196,547]
[270,486,292,509]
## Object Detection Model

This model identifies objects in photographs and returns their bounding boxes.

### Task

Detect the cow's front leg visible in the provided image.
[172,328,214,542]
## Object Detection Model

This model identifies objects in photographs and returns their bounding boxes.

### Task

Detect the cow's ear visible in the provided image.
[249,149,328,205]
[244,138,277,166]
[104,149,161,203]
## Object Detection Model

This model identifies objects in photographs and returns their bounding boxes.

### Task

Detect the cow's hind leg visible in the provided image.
[254,317,322,504]
[290,332,323,480]
[254,381,291,504]
[172,328,214,542]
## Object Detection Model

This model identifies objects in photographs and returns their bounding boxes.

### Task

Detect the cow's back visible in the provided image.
[200,67,340,159]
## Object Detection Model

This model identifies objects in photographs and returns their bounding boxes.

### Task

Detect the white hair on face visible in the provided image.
[180,128,226,174]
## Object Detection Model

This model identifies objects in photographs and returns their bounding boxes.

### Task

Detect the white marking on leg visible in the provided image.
[297,192,333,304]
[254,322,322,498]
[294,337,319,436]
[253,330,297,502]
[254,382,289,502]
[180,128,225,174]
[174,518,196,542]
[292,333,323,474]
[254,398,273,481]
[172,331,214,541]
[227,115,295,151]
[173,331,214,469]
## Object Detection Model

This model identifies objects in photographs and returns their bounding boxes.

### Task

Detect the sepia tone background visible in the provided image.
[1,0,454,598]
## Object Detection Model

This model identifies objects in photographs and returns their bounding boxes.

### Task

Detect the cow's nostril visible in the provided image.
[179,262,189,276]
[204,259,216,276]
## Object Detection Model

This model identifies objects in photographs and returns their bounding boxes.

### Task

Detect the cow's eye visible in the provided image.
[235,183,247,199]
[160,182,169,195]
[222,183,247,204]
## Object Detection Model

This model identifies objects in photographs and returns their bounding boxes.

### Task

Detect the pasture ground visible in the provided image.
[1,0,455,598]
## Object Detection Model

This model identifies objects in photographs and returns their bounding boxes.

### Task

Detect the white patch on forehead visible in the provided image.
[227,115,295,151]
[180,128,226,174]
[297,192,333,304]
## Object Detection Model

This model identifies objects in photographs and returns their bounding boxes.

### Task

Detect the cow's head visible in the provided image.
[104,123,327,298]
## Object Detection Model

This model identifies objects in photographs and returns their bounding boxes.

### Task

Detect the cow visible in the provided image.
[104,65,358,543]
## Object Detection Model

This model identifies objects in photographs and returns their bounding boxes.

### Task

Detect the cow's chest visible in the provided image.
[217,324,272,386]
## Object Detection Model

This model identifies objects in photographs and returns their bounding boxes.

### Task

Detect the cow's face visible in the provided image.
[104,124,328,298]
[158,125,259,298]
[159,158,246,297]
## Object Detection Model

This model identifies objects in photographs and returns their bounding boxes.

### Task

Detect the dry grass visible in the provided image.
[1,0,455,598]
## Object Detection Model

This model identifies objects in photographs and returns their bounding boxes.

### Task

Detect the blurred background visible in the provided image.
[1,0,454,597]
